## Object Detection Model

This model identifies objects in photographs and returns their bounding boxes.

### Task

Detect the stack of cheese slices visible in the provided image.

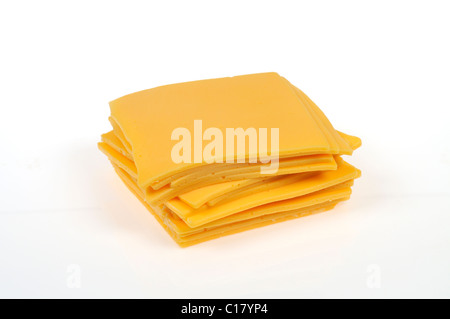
[98,73,361,247]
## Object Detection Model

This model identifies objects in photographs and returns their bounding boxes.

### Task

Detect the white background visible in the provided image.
[0,1,449,298]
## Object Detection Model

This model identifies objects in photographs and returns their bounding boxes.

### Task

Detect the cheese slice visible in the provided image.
[99,128,360,206]
[109,72,356,190]
[100,129,338,189]
[167,181,354,236]
[166,157,360,227]
[102,127,360,170]
[206,175,353,208]
[112,163,350,247]
[287,81,355,154]
[112,162,352,233]
[108,116,132,155]
[100,126,360,195]
[98,141,341,205]
[101,131,133,161]
[178,178,268,209]
[99,142,138,180]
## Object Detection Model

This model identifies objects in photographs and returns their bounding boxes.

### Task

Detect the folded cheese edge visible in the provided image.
[284,80,357,155]
[108,117,132,155]
[112,163,350,247]
[108,73,360,190]
[101,131,133,161]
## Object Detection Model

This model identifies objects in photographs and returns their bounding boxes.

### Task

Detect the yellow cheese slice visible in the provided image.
[286,81,357,154]
[176,202,341,247]
[108,116,133,155]
[100,127,360,196]
[168,154,336,189]
[199,173,317,208]
[110,160,353,234]
[178,178,268,209]
[109,72,355,190]
[101,128,339,192]
[166,157,360,227]
[99,142,137,180]
[168,199,346,243]
[101,131,133,161]
[99,131,360,208]
[102,128,360,165]
[112,163,350,247]
[167,181,353,236]
[337,131,362,150]
[98,141,341,205]
[205,174,353,208]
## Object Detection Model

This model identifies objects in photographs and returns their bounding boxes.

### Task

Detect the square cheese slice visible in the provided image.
[108,72,356,190]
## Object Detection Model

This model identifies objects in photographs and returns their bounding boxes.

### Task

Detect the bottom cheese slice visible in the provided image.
[111,163,352,247]
[111,161,353,234]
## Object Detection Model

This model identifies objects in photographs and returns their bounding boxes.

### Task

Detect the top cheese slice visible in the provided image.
[109,72,354,189]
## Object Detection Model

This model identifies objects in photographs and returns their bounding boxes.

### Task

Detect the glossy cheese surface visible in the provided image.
[109,72,355,189]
